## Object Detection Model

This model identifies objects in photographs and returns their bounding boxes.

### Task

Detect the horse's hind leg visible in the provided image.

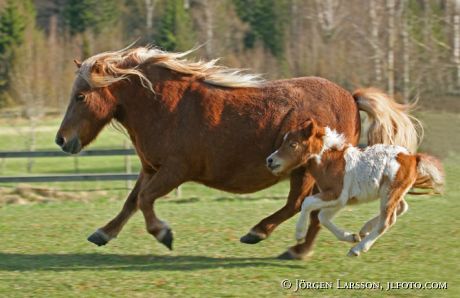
[240,169,315,245]
[138,168,185,250]
[87,173,144,246]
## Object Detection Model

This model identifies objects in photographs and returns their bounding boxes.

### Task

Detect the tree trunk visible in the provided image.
[369,0,382,84]
[387,0,396,97]
[401,0,410,101]
[145,0,156,30]
[204,0,213,58]
[454,0,460,88]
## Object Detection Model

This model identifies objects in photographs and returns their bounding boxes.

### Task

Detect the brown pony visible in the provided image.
[56,46,420,259]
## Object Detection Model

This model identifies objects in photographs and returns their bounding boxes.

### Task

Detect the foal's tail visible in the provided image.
[353,88,422,153]
[410,153,445,195]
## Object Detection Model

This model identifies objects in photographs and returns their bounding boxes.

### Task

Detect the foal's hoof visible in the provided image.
[352,234,361,243]
[158,228,173,250]
[347,248,360,257]
[87,229,110,246]
[240,230,266,244]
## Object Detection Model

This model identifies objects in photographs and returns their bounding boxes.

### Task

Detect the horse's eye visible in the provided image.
[76,94,85,102]
[290,142,298,149]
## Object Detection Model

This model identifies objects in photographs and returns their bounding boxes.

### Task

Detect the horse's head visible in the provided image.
[266,119,325,176]
[56,59,118,154]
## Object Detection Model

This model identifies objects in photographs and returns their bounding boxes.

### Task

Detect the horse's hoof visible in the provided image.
[277,250,297,260]
[159,228,173,250]
[277,248,311,260]
[240,230,266,244]
[87,229,110,246]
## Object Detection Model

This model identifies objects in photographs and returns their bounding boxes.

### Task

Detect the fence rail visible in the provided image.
[0,149,136,158]
[0,149,137,184]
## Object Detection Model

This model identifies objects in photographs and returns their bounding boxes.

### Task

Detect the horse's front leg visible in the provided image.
[137,167,185,250]
[87,172,145,246]
[240,168,315,244]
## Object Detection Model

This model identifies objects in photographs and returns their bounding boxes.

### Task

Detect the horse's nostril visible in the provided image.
[267,158,273,164]
[55,136,65,147]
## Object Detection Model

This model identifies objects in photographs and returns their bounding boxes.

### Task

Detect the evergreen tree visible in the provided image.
[0,0,34,105]
[233,0,288,57]
[64,0,120,35]
[156,0,195,51]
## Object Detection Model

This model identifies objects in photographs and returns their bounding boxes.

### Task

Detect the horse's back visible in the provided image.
[262,76,360,143]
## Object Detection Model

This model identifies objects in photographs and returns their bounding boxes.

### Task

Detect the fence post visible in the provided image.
[73,156,79,173]
[0,158,4,174]
[175,186,182,198]
[124,140,132,189]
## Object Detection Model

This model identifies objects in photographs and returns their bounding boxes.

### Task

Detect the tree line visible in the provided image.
[0,0,459,112]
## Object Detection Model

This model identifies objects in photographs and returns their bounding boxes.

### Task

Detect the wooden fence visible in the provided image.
[0,148,182,196]
[0,148,137,183]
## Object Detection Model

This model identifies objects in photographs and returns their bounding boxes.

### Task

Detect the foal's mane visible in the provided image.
[79,46,265,91]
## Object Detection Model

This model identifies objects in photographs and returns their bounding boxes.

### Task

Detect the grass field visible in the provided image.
[0,113,459,297]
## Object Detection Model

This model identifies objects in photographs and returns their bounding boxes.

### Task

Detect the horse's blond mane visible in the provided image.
[78,46,265,91]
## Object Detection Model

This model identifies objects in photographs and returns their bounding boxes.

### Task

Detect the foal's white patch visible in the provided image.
[342,144,408,202]
[323,127,346,151]
[314,127,346,163]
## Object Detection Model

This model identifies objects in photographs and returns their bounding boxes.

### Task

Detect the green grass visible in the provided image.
[0,113,459,297]
[0,156,458,297]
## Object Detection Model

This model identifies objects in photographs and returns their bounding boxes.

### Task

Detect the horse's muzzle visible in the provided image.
[56,135,82,154]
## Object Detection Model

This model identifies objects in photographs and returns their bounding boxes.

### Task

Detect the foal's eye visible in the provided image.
[76,94,85,102]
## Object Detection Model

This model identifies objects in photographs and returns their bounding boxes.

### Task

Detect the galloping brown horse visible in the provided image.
[56,46,420,259]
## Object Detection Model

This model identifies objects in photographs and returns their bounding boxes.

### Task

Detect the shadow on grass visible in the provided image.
[0,253,303,272]
[164,196,286,204]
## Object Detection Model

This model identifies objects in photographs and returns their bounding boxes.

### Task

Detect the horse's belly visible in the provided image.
[197,168,281,194]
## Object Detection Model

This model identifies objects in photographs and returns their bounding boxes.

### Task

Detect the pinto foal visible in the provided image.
[266,119,444,257]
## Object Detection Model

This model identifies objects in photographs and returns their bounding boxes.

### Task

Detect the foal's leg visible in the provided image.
[138,168,185,250]
[295,192,339,242]
[358,199,408,238]
[240,168,315,244]
[87,172,144,246]
[319,207,360,243]
[349,188,412,256]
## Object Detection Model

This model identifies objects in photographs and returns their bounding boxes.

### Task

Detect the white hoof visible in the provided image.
[347,248,360,257]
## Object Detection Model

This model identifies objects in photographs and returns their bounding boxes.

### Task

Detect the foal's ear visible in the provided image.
[73,59,82,68]
[300,119,317,140]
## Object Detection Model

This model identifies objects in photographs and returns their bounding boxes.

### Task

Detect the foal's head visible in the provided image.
[266,119,326,176]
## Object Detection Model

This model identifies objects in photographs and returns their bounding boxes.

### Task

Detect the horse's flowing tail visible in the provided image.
[411,153,445,195]
[353,88,422,153]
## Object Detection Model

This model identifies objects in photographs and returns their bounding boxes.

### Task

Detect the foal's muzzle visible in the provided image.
[56,135,82,154]
[266,154,281,174]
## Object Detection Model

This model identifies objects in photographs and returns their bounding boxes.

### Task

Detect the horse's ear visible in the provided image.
[73,59,82,68]
[91,61,103,74]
